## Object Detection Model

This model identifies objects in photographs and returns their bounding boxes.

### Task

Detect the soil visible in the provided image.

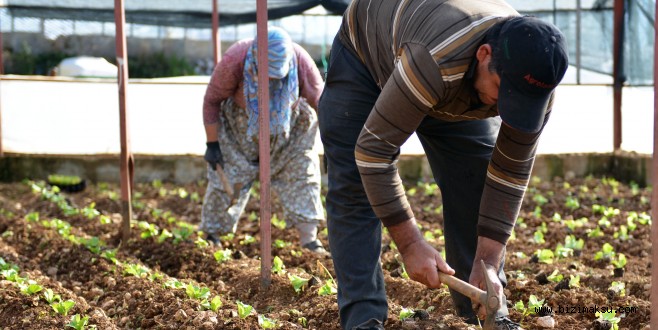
[0,175,651,329]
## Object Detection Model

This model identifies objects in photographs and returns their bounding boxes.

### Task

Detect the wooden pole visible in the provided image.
[256,0,272,288]
[612,0,625,151]
[114,0,134,243]
[0,31,4,157]
[650,0,658,327]
[212,0,222,64]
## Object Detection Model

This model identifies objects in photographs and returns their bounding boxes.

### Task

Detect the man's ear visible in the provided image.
[476,44,493,62]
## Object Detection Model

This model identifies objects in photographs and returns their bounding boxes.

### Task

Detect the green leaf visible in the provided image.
[53,300,76,316]
[236,300,253,319]
[66,314,88,330]
[287,274,310,294]
[258,314,278,329]
[399,307,415,320]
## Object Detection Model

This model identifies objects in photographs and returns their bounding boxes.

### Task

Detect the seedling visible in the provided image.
[595,310,621,330]
[172,223,195,244]
[67,314,89,330]
[164,278,185,289]
[200,295,223,312]
[240,234,257,245]
[258,315,277,329]
[137,221,159,239]
[608,281,626,297]
[594,243,615,261]
[565,196,580,210]
[185,283,211,300]
[43,288,62,304]
[587,227,604,238]
[554,244,573,259]
[533,193,548,206]
[52,300,76,316]
[569,275,581,288]
[80,203,100,219]
[316,260,337,296]
[214,249,232,264]
[552,212,562,222]
[563,235,584,252]
[288,274,310,294]
[194,236,209,248]
[613,225,629,241]
[123,263,150,278]
[272,256,285,274]
[158,229,173,243]
[513,295,545,324]
[271,214,286,230]
[273,239,292,249]
[533,230,545,244]
[399,307,415,321]
[534,249,555,264]
[611,254,626,269]
[546,270,563,283]
[19,280,43,295]
[25,211,40,222]
[236,300,254,319]
[423,182,439,196]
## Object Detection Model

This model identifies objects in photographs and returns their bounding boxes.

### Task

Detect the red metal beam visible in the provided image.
[612,0,625,150]
[257,0,272,288]
[650,2,658,329]
[212,0,222,64]
[114,0,134,242]
[0,31,4,157]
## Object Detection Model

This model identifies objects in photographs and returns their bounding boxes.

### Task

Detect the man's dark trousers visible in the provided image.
[318,36,507,329]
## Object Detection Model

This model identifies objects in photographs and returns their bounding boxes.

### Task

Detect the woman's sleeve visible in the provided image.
[202,40,250,125]
[294,44,324,110]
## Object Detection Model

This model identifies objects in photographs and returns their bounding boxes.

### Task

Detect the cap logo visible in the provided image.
[524,74,556,89]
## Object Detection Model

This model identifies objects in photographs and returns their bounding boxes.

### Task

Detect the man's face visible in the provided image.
[474,44,500,106]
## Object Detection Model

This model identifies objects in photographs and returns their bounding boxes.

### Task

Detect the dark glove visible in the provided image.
[204,141,224,169]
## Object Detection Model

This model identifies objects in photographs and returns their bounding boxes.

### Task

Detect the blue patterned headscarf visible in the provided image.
[243,27,298,139]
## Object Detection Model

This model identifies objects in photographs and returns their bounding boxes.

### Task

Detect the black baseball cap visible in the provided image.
[496,16,569,133]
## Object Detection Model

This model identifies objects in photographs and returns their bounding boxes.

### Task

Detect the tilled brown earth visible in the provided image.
[0,175,652,329]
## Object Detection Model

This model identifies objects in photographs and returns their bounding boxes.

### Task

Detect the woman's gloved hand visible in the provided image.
[204,141,225,169]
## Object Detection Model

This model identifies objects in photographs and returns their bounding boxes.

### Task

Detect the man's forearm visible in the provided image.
[387,218,423,255]
[473,236,505,268]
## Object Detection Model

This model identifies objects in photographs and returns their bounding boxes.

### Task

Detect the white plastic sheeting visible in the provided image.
[0,76,653,156]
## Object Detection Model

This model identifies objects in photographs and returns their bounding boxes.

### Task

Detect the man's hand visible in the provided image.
[400,239,454,288]
[204,141,224,169]
[469,236,505,320]
[388,219,455,289]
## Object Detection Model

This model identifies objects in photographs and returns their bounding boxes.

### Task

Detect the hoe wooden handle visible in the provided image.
[215,165,234,197]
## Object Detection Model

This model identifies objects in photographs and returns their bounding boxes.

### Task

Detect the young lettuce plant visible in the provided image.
[258,315,278,329]
[595,310,621,330]
[399,307,415,321]
[316,260,337,296]
[272,256,286,275]
[52,300,76,316]
[236,300,254,319]
[200,295,223,312]
[513,295,545,324]
[43,288,61,304]
[288,274,311,294]
[594,243,616,262]
[67,314,89,330]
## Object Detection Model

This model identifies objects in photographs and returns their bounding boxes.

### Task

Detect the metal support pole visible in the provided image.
[651,0,658,328]
[256,0,272,288]
[576,0,581,84]
[114,0,134,243]
[0,31,4,157]
[612,0,625,151]
[212,0,222,64]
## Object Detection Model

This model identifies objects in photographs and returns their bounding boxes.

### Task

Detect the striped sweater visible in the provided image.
[339,0,552,244]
